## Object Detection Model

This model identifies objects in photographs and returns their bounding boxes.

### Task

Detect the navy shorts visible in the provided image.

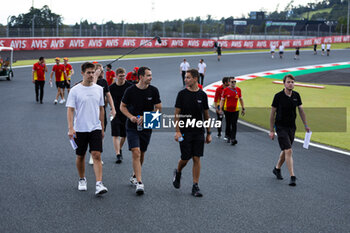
[126,127,152,152]
[276,126,295,151]
[179,131,205,160]
[74,130,103,156]
[111,118,127,137]
[56,81,65,89]
[64,80,71,89]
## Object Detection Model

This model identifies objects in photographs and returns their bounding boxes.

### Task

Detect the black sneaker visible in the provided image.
[172,169,181,189]
[231,139,238,146]
[116,154,123,164]
[289,176,297,186]
[273,167,283,180]
[191,183,203,197]
[217,133,222,138]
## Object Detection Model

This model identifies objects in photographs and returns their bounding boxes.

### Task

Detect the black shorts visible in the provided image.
[56,81,65,89]
[276,126,295,151]
[279,51,284,55]
[111,118,126,137]
[74,130,103,156]
[327,49,330,52]
[217,51,222,56]
[64,80,71,89]
[126,127,152,152]
[179,131,205,160]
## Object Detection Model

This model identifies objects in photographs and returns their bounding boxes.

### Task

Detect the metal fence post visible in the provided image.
[32,15,36,37]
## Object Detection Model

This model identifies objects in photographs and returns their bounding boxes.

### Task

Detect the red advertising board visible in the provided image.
[0,36,349,51]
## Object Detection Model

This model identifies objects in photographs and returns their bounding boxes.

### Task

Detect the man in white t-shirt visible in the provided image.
[180,58,190,86]
[66,62,108,196]
[197,59,207,86]
[270,44,276,59]
[321,43,325,56]
[326,44,331,56]
[279,44,284,59]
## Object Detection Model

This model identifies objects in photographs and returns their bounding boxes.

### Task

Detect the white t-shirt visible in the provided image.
[326,44,331,50]
[198,62,207,74]
[279,45,284,52]
[321,44,325,49]
[66,83,104,132]
[270,45,276,52]
[180,61,190,71]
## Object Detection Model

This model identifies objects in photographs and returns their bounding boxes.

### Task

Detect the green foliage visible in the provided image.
[9,5,62,28]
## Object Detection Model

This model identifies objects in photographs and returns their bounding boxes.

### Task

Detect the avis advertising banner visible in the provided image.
[0,36,349,51]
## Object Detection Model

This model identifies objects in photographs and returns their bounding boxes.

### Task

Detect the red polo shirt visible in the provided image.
[214,85,225,104]
[33,62,46,81]
[106,70,116,86]
[52,64,66,82]
[221,87,242,112]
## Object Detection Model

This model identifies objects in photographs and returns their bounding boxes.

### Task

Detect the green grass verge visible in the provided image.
[12,43,350,67]
[237,77,350,151]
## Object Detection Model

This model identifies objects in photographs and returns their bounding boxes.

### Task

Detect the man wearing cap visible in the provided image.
[50,57,67,104]
[126,67,139,84]
[63,57,74,96]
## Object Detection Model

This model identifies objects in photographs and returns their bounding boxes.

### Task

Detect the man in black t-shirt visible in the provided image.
[109,67,132,163]
[269,74,310,186]
[172,69,212,197]
[120,66,162,195]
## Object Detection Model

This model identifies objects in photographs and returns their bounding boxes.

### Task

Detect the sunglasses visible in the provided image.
[231,81,236,83]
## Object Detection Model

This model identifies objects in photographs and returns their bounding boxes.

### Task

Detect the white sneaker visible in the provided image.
[95,182,108,196]
[130,176,137,186]
[78,178,87,191]
[135,182,144,195]
[54,99,58,104]
[59,99,64,104]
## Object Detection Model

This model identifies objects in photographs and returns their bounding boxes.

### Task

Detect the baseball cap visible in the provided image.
[55,57,60,61]
[63,57,69,61]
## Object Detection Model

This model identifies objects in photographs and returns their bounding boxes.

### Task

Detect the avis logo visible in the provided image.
[143,110,161,129]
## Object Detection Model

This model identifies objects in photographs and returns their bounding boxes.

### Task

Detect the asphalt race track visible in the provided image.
[0,49,349,233]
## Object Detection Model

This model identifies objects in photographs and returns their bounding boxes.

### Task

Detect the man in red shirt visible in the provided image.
[50,57,67,104]
[214,77,229,138]
[126,67,139,84]
[32,57,48,104]
[63,57,74,96]
[106,64,116,86]
[219,77,245,145]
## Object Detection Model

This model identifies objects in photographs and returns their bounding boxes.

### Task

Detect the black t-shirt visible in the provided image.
[175,88,209,133]
[122,84,161,128]
[272,89,302,128]
[96,78,110,99]
[109,81,132,121]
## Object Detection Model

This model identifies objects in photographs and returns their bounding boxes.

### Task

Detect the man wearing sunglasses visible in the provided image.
[219,77,245,145]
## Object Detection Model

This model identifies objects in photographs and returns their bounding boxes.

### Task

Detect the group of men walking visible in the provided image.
[32,53,310,197]
[32,57,74,104]
[65,60,213,197]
